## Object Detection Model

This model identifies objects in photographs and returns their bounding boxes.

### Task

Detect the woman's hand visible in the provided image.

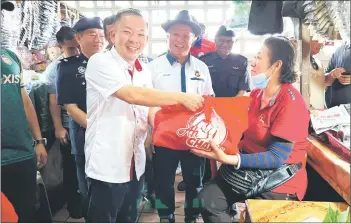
[190,140,239,166]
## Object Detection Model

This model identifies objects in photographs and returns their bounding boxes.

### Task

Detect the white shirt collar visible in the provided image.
[110,46,134,71]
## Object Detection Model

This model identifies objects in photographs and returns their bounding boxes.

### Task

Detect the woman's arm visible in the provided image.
[239,136,293,169]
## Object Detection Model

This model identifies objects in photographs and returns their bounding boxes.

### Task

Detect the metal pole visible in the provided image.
[300,21,311,108]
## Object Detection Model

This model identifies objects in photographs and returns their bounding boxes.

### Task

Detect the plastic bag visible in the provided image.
[152,96,251,155]
[1,192,18,223]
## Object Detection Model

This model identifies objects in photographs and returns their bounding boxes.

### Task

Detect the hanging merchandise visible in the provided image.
[0,2,21,49]
[281,1,305,19]
[19,1,36,49]
[325,1,350,45]
[248,1,283,35]
[32,1,59,50]
[302,1,338,42]
[282,1,350,43]
[17,1,59,50]
[60,3,71,27]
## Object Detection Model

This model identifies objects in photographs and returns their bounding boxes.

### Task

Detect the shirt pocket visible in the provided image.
[188,78,205,94]
[208,67,219,86]
[209,66,217,73]
[227,68,245,90]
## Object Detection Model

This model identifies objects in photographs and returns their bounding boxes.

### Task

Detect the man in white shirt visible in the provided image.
[148,10,214,223]
[84,8,204,223]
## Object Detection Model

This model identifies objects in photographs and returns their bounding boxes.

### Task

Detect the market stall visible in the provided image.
[307,136,350,205]
[1,1,349,222]
[282,0,351,206]
[242,1,351,222]
[300,0,351,207]
[1,1,84,221]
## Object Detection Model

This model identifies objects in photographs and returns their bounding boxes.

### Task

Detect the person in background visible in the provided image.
[46,42,62,63]
[324,42,351,108]
[309,38,325,109]
[148,10,214,223]
[190,22,216,58]
[84,8,203,223]
[192,36,310,222]
[44,26,82,218]
[1,1,48,222]
[191,25,250,189]
[103,14,117,50]
[200,25,250,97]
[56,17,105,221]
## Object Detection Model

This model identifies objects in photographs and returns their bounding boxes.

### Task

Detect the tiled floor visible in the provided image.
[52,174,204,223]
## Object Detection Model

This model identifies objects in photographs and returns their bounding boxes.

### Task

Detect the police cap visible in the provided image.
[73,17,103,33]
[1,0,15,11]
[215,25,235,38]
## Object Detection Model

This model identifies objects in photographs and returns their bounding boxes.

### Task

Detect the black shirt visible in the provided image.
[56,53,88,113]
[199,52,250,97]
[325,44,351,108]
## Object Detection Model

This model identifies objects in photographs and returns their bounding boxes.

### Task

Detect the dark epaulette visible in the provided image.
[59,55,80,63]
[198,52,215,60]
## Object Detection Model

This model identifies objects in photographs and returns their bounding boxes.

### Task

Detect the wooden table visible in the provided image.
[307,136,350,205]
[245,199,349,222]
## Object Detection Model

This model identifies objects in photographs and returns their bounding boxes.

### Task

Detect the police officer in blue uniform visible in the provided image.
[56,17,104,221]
[200,25,250,97]
[199,26,250,185]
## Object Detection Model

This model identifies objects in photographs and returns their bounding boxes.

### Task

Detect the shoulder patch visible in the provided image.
[287,88,295,100]
[60,55,79,63]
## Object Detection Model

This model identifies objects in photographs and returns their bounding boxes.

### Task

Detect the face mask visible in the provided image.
[251,66,274,89]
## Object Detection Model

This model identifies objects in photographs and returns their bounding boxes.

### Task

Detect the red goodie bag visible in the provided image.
[152,96,251,155]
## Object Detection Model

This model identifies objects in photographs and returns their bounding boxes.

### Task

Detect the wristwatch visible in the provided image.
[33,138,47,146]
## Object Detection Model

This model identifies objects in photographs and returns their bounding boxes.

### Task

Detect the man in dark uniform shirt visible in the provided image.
[56,17,104,221]
[324,43,351,108]
[200,25,250,97]
[45,26,82,218]
[199,25,250,185]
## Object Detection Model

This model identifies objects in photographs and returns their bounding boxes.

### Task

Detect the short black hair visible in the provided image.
[56,26,75,45]
[215,25,235,38]
[115,8,143,25]
[103,14,117,36]
[264,36,298,84]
